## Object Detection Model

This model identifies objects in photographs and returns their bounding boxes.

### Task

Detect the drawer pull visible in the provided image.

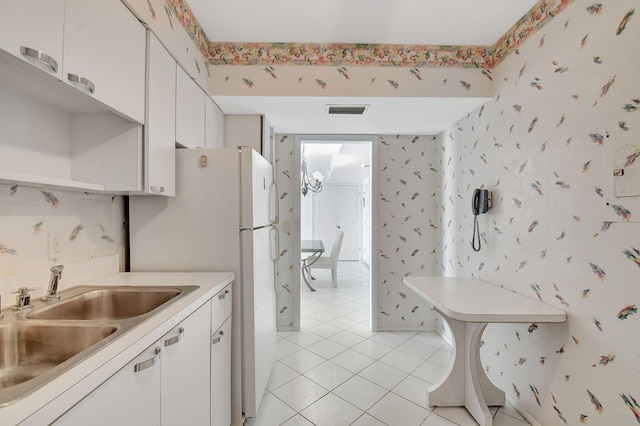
[164,327,184,347]
[150,185,165,193]
[67,73,95,94]
[218,289,230,300]
[20,46,58,73]
[212,330,224,345]
[134,347,161,372]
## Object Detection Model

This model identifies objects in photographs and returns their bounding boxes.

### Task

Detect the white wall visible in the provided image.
[440,0,640,423]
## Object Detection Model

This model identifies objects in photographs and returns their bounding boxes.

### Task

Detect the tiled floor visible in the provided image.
[247,262,530,426]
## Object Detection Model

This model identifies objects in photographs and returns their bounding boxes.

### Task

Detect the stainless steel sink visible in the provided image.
[0,284,198,407]
[27,287,185,320]
[0,323,118,389]
[0,322,119,406]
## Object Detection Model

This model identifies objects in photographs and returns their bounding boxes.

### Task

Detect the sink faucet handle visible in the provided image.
[12,287,35,294]
[12,287,35,310]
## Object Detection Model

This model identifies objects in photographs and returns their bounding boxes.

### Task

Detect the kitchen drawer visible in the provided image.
[211,284,232,330]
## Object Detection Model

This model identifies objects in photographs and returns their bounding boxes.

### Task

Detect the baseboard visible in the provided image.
[505,395,542,426]
[374,326,437,332]
[435,326,454,347]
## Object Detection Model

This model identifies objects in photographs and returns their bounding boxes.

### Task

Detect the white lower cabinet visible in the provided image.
[54,344,162,426]
[161,301,212,426]
[211,316,232,426]
[55,296,228,425]
[211,284,232,426]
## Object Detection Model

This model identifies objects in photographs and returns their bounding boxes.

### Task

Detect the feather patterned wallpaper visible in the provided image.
[440,0,640,423]
[273,135,443,331]
[0,184,126,276]
[271,1,639,423]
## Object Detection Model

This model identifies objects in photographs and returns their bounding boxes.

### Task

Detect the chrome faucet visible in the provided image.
[42,264,64,302]
[12,287,35,310]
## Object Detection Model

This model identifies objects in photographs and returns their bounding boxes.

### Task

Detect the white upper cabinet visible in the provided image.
[176,66,206,149]
[0,0,146,124]
[144,32,176,196]
[0,0,65,80]
[63,0,146,123]
[205,96,225,149]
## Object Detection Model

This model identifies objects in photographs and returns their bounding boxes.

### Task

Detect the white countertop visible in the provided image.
[0,271,234,426]
[403,276,566,323]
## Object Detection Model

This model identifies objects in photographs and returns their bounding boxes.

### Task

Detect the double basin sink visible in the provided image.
[0,285,198,407]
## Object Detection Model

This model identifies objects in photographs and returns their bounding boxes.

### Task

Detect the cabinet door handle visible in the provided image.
[150,186,165,193]
[20,46,58,73]
[164,327,184,347]
[67,73,95,94]
[212,330,224,345]
[218,289,230,300]
[133,347,161,373]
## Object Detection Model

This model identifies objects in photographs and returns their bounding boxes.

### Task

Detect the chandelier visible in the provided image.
[301,149,324,197]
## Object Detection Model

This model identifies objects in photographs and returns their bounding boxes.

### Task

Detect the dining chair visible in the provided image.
[306,230,344,288]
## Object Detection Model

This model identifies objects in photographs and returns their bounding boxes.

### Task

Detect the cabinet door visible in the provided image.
[63,0,146,123]
[145,32,176,196]
[205,96,225,149]
[54,344,161,426]
[0,0,64,80]
[211,316,232,426]
[176,66,205,148]
[161,301,212,426]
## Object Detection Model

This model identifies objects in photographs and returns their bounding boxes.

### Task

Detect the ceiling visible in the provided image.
[213,96,489,135]
[187,0,539,46]
[187,0,539,176]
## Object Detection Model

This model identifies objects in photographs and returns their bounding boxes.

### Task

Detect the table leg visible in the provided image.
[426,315,504,426]
[301,260,316,291]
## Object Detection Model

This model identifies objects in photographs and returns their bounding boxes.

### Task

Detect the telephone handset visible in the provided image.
[471,189,492,252]
[472,188,491,216]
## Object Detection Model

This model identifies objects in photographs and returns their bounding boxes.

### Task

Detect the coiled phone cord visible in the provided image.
[472,214,481,252]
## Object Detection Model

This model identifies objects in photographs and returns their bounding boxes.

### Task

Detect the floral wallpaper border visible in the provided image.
[171,0,574,69]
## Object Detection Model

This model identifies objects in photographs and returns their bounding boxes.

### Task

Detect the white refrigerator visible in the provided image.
[128,147,278,423]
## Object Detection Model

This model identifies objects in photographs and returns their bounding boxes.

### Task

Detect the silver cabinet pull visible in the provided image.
[164,327,184,347]
[20,46,58,73]
[134,347,161,373]
[150,186,165,193]
[218,289,230,300]
[212,330,224,345]
[67,73,95,94]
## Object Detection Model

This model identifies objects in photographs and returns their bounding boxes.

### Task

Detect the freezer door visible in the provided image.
[241,226,277,418]
[240,147,276,229]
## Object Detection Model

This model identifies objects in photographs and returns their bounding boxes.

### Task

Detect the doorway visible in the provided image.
[313,184,360,261]
[295,135,377,332]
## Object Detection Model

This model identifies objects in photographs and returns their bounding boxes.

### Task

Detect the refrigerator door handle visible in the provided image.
[269,182,280,224]
[270,226,280,262]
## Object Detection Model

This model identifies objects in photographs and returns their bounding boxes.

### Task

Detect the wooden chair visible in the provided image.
[306,230,344,288]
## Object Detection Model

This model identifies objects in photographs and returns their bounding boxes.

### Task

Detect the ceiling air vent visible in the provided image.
[326,105,369,115]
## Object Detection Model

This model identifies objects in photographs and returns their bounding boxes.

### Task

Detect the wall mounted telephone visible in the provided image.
[471,188,492,252]
[472,189,491,216]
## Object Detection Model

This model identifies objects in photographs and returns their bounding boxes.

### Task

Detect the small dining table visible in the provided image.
[403,276,566,426]
[301,239,324,292]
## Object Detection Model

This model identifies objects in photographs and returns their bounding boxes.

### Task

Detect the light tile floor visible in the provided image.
[248,262,530,426]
